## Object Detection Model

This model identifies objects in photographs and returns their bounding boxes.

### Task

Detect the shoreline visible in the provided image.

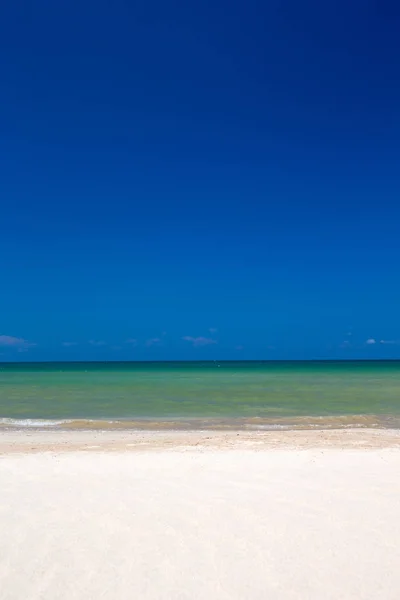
[1,412,400,433]
[1,427,400,454]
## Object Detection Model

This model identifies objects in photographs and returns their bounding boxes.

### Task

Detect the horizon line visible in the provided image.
[1,358,400,365]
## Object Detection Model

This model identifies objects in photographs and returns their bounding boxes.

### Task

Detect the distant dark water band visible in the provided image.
[1,415,400,431]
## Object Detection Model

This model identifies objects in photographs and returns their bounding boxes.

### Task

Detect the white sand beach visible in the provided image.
[1,429,400,600]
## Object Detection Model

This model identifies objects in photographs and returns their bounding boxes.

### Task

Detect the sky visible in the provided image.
[1,0,400,361]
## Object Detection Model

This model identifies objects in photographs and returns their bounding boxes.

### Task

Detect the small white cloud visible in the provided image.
[89,340,107,346]
[366,338,376,345]
[62,342,78,347]
[0,335,36,349]
[380,340,399,345]
[182,336,217,347]
[146,338,161,347]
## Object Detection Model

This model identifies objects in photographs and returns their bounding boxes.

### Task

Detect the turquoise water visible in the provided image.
[1,361,400,429]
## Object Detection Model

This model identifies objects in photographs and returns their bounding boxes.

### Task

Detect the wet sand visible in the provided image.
[1,426,400,453]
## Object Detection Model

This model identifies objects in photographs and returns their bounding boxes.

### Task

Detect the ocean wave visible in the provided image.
[0,415,398,431]
[0,418,73,428]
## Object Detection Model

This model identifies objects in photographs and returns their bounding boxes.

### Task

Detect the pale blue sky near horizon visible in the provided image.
[1,0,400,361]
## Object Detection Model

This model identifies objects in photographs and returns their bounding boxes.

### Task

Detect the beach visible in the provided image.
[1,429,400,599]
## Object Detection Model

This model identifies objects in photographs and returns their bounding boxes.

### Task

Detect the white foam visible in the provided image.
[0,418,72,428]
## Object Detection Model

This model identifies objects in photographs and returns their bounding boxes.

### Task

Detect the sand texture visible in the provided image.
[1,429,400,599]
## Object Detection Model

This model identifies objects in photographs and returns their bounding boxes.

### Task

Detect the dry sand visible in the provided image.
[1,429,400,599]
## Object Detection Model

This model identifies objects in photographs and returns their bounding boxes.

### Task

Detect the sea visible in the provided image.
[0,360,400,430]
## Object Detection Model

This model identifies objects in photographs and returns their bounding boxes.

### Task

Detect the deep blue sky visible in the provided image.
[1,0,400,361]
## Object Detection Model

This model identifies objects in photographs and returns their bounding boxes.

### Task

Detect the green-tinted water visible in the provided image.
[1,361,400,429]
